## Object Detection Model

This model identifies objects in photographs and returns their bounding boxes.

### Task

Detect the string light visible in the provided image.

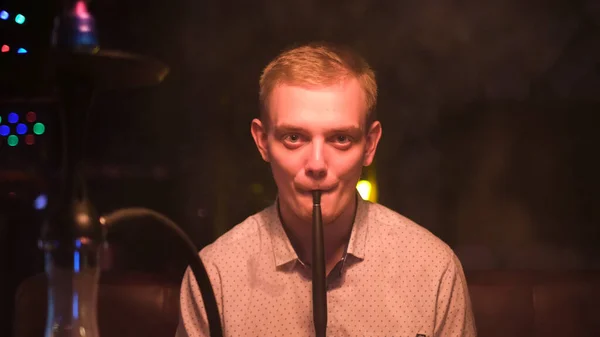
[8,112,19,123]
[7,135,19,147]
[33,122,46,135]
[0,111,45,147]
[25,134,35,145]
[0,125,9,136]
[16,123,27,135]
[26,111,37,122]
[15,13,25,24]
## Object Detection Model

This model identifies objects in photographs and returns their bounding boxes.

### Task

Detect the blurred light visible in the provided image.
[0,115,2,123]
[34,194,48,210]
[79,24,90,32]
[74,252,80,273]
[15,14,24,24]
[0,11,8,20]
[26,111,36,122]
[356,180,373,201]
[7,135,18,146]
[8,112,18,123]
[25,134,35,145]
[0,125,9,136]
[75,1,90,19]
[17,48,27,54]
[1,45,9,53]
[16,123,27,135]
[73,292,79,318]
[33,122,45,135]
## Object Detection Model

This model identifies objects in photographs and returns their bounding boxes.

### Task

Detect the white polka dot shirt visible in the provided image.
[176,198,477,337]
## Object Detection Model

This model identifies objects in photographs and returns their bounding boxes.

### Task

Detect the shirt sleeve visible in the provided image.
[175,253,222,337]
[434,252,477,337]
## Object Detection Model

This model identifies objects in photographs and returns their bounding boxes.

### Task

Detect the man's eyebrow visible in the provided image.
[273,124,307,133]
[273,124,363,134]
[329,126,362,134]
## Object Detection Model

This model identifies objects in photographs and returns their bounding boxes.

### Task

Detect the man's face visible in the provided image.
[251,78,382,225]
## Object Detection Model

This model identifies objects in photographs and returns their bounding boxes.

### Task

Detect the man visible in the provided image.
[176,42,476,337]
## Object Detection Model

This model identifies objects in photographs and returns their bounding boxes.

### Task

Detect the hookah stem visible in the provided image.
[57,73,93,204]
[312,190,327,337]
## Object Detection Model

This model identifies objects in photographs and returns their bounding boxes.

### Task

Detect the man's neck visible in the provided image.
[278,195,357,272]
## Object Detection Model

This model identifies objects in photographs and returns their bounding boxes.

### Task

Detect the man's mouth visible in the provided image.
[297,186,337,195]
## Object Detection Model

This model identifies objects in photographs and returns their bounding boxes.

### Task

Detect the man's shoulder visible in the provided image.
[365,201,454,258]
[199,204,275,261]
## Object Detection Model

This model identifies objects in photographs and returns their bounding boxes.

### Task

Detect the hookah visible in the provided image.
[36,1,328,336]
[37,1,222,336]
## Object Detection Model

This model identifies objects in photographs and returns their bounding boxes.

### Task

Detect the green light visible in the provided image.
[7,135,18,146]
[33,122,45,135]
[0,116,2,123]
[15,14,25,24]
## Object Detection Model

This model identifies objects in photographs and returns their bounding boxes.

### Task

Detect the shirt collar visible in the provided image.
[267,194,370,269]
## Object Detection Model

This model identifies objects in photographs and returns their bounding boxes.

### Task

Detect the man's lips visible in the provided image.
[296,185,337,195]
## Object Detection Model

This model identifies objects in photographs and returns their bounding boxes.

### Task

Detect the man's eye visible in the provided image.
[284,134,301,142]
[334,135,351,143]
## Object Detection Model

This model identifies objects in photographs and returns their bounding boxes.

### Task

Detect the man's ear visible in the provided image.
[363,121,382,166]
[251,118,270,162]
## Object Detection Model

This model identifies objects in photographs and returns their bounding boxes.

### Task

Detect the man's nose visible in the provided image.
[305,140,327,180]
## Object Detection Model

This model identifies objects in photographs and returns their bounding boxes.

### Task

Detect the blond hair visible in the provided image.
[259,42,377,128]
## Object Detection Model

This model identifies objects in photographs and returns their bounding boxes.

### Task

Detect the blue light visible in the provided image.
[15,14,24,24]
[74,251,80,272]
[8,112,18,123]
[0,125,9,136]
[0,11,8,20]
[34,194,48,210]
[72,292,79,319]
[17,48,27,54]
[16,123,27,135]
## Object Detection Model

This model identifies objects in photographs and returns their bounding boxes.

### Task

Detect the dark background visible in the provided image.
[1,0,599,334]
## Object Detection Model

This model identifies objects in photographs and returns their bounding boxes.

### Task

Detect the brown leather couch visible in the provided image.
[13,270,600,337]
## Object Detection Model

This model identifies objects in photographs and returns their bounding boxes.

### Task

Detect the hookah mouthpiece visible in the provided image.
[312,190,327,337]
[312,190,321,205]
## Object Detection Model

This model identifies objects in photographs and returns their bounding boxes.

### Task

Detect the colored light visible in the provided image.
[0,11,8,20]
[34,194,48,210]
[0,116,2,123]
[8,112,18,123]
[356,180,373,201]
[25,134,35,145]
[15,14,25,24]
[1,45,8,53]
[26,111,36,122]
[16,123,27,135]
[33,122,45,135]
[73,291,79,318]
[7,135,18,146]
[75,1,90,19]
[0,125,9,136]
[17,48,27,54]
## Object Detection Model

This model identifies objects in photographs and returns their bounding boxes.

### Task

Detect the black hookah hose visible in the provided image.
[312,190,327,337]
[102,208,223,337]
